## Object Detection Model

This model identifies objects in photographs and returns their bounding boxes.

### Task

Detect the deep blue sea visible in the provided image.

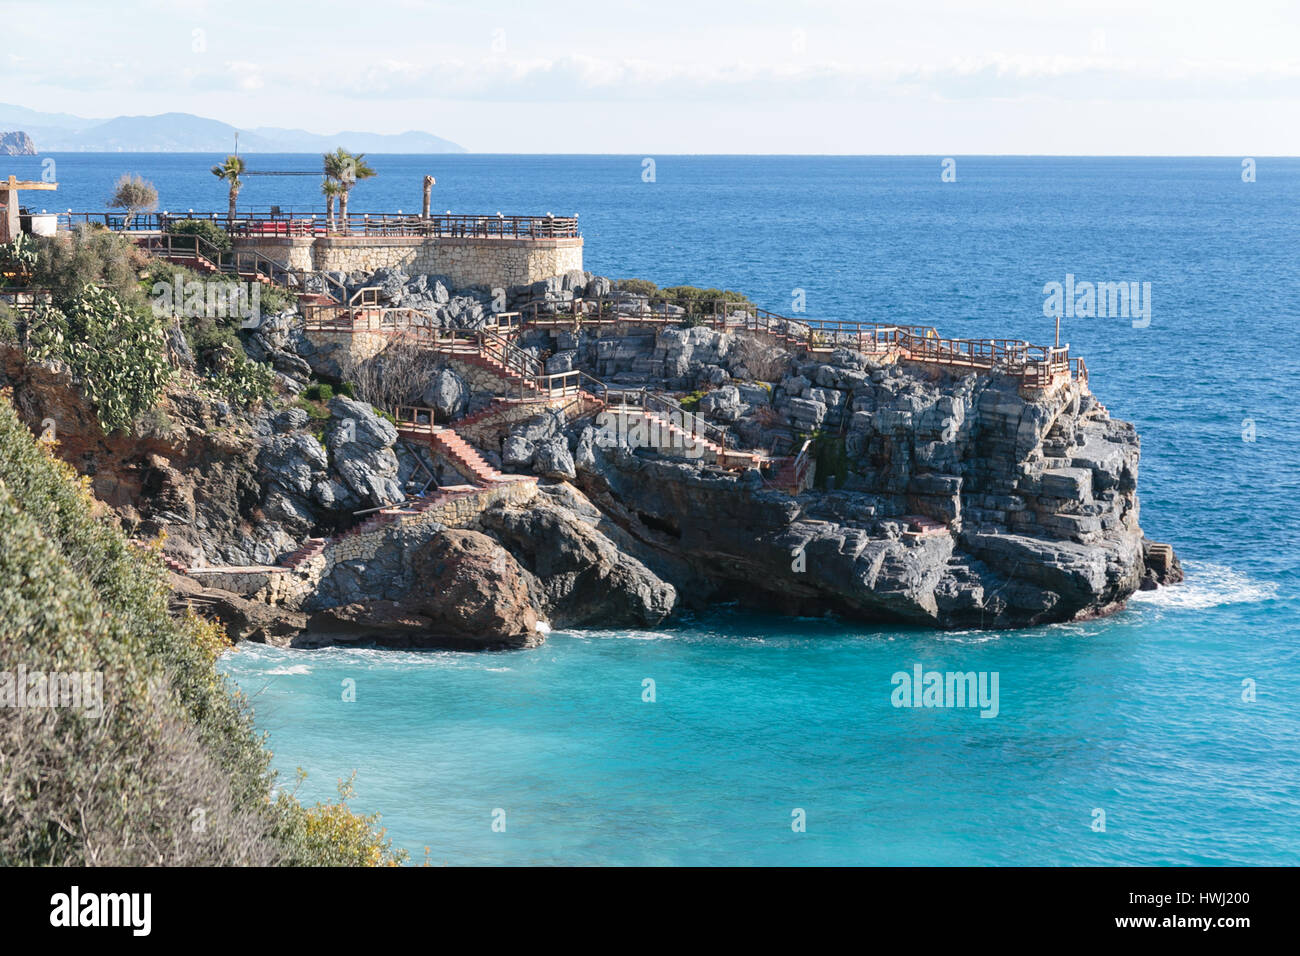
[14,153,1297,864]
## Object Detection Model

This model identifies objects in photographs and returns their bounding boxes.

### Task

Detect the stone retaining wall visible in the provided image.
[233,236,316,272]
[234,234,583,289]
[457,398,569,449]
[259,479,539,610]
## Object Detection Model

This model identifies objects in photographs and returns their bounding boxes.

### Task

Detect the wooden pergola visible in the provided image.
[0,174,58,243]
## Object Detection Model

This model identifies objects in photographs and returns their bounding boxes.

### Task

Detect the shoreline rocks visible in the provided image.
[2,260,1183,649]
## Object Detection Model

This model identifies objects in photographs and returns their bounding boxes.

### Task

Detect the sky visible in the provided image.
[4,0,1300,154]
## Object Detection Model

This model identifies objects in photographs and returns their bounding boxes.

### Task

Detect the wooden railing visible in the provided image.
[393,405,437,432]
[300,305,522,335]
[526,297,1085,389]
[136,233,347,303]
[604,386,730,450]
[60,211,581,239]
[525,298,935,351]
[349,286,383,307]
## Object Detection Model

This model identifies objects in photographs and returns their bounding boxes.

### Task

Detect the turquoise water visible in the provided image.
[34,152,1291,863]
[224,573,1296,865]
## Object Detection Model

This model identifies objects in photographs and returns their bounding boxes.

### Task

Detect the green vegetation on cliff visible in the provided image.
[614,278,752,316]
[14,229,282,427]
[25,284,173,433]
[0,393,405,865]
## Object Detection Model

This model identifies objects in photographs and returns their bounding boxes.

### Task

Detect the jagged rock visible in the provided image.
[502,435,536,468]
[533,435,576,480]
[510,409,564,443]
[699,385,745,423]
[0,131,37,155]
[260,432,328,497]
[546,350,577,374]
[1140,537,1184,590]
[273,407,309,433]
[171,573,307,645]
[574,426,598,470]
[422,367,468,420]
[326,397,402,506]
[481,495,676,626]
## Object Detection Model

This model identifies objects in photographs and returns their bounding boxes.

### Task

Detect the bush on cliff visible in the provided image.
[167,218,232,252]
[660,285,752,316]
[614,278,659,299]
[25,285,173,434]
[30,226,148,307]
[0,303,16,345]
[203,343,276,407]
[614,279,752,317]
[0,392,405,865]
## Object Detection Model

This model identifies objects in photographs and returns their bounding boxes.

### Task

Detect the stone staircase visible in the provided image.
[280,536,328,569]
[161,554,192,575]
[429,427,537,486]
[602,403,764,468]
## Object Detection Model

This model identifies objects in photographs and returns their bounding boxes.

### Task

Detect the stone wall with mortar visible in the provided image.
[257,479,539,610]
[231,236,316,272]
[235,235,583,289]
[301,329,391,374]
[457,397,570,449]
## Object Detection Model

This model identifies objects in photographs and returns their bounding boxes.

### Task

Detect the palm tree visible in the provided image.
[210,155,246,224]
[323,147,375,232]
[321,178,342,232]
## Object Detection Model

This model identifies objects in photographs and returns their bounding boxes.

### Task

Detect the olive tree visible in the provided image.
[107,173,158,230]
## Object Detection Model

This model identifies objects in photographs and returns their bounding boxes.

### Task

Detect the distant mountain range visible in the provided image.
[0,104,466,153]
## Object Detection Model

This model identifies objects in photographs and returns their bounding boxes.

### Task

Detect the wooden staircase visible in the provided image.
[602,403,764,468]
[393,415,538,489]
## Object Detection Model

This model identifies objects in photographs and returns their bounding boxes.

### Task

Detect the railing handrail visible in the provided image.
[135,232,347,303]
[59,210,581,239]
[526,298,1084,387]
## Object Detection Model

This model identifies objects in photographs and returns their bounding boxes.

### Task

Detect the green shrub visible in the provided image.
[26,285,172,434]
[0,303,17,344]
[678,389,708,412]
[661,285,752,316]
[31,227,147,308]
[294,395,333,426]
[204,345,275,407]
[167,218,231,252]
[0,392,404,866]
[613,278,658,299]
[258,282,295,316]
[304,383,334,402]
[0,234,40,283]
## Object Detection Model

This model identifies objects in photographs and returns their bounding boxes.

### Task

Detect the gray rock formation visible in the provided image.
[306,528,541,650]
[326,397,403,507]
[480,489,676,627]
[0,131,36,156]
[422,367,468,420]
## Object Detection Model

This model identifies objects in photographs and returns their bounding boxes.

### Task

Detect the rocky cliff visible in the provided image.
[0,131,36,155]
[2,260,1180,649]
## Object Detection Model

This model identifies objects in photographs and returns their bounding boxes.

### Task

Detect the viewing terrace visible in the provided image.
[57,210,582,239]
